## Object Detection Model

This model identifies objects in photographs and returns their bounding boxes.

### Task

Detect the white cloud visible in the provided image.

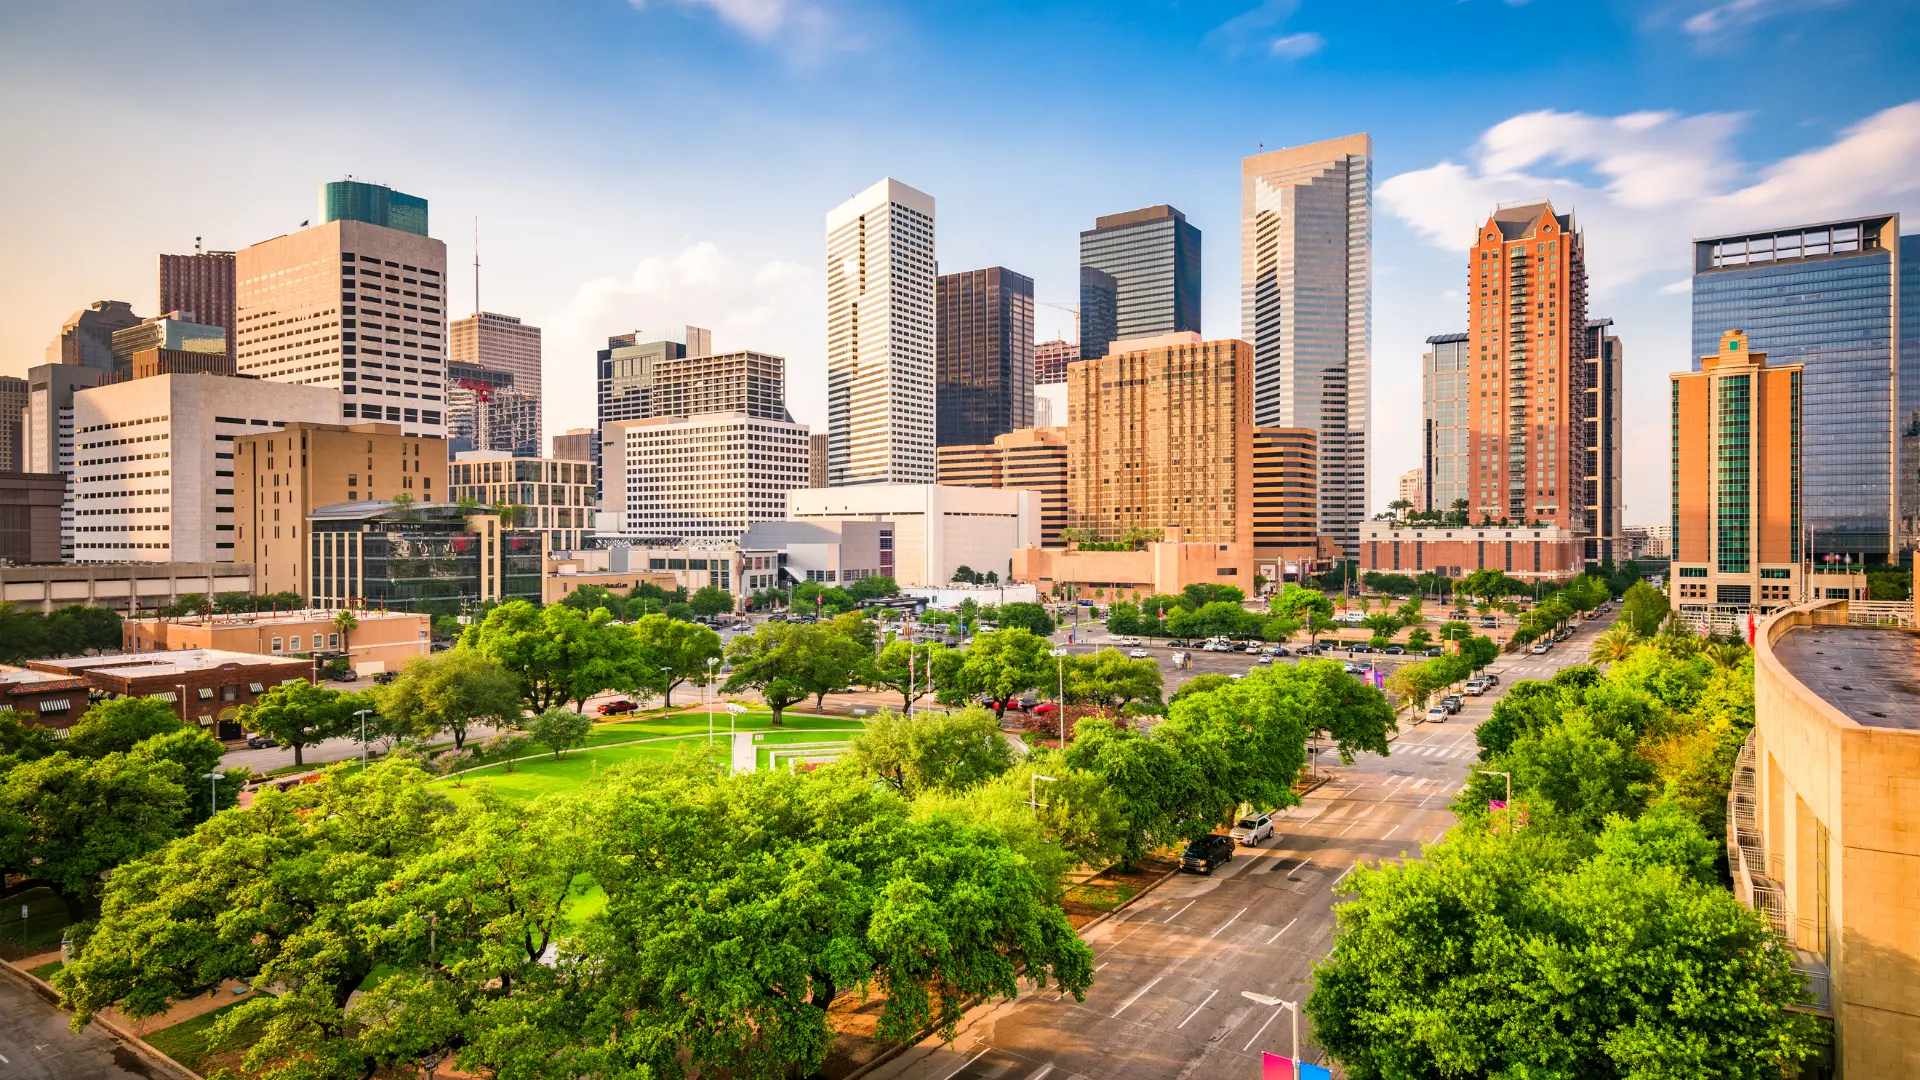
[1269,32,1324,60]
[627,0,852,60]
[1681,0,1843,39]
[1378,101,1920,293]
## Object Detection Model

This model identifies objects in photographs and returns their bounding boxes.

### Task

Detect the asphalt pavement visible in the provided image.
[0,973,159,1080]
[867,618,1604,1080]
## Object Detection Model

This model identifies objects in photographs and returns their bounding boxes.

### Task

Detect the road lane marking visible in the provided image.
[1333,862,1360,887]
[1209,906,1249,939]
[1025,1066,1055,1080]
[1178,988,1219,1028]
[1164,899,1197,924]
[1242,1004,1288,1051]
[1265,917,1298,944]
[941,1048,989,1080]
[1112,975,1163,1018]
[1095,963,1108,972]
[1337,821,1359,836]
[1382,823,1400,840]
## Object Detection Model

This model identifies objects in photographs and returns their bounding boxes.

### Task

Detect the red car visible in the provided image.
[1029,701,1060,718]
[597,699,638,716]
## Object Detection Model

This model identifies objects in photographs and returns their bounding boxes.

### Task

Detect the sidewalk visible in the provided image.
[731,730,756,773]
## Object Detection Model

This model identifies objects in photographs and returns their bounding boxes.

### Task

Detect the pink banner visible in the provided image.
[1262,1052,1295,1079]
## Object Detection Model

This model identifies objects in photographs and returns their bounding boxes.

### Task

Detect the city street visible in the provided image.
[866,624,1601,1080]
[0,973,157,1080]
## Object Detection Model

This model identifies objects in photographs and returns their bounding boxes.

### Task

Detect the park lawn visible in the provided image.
[0,886,70,952]
[142,997,268,1076]
[753,729,861,772]
[435,737,726,804]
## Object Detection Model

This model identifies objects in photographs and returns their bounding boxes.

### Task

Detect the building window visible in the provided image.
[329,633,340,648]
[271,637,283,653]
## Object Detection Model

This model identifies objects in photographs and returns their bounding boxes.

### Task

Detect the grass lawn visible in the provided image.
[143,997,268,1076]
[27,960,62,980]
[0,887,71,952]
[436,737,725,803]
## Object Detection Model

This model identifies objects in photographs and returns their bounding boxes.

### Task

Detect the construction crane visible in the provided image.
[1037,300,1080,344]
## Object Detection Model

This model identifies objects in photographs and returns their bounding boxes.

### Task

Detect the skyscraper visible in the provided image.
[1078,267,1118,362]
[321,180,429,237]
[451,311,543,440]
[935,267,1035,447]
[1579,318,1625,565]
[1692,216,1911,558]
[1463,201,1588,532]
[236,207,448,440]
[1078,206,1200,358]
[46,301,142,372]
[25,363,106,560]
[159,251,236,368]
[1423,332,1470,517]
[1241,134,1372,557]
[109,313,228,380]
[597,332,683,428]
[1670,331,1803,612]
[1034,338,1076,386]
[826,178,936,486]
[0,376,27,473]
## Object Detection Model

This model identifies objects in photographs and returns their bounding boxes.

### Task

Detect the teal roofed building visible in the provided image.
[320,179,429,237]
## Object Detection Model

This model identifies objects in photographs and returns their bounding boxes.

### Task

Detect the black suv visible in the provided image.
[1180,833,1235,875]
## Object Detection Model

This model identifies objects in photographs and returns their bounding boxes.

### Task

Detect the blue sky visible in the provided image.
[4,0,1919,522]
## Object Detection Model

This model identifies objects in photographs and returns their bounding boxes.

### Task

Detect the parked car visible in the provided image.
[1482,672,1500,686]
[1231,642,1251,653]
[372,671,398,685]
[245,734,279,749]
[1441,695,1464,714]
[1426,704,1448,722]
[1344,662,1366,675]
[1254,654,1274,665]
[1230,813,1275,846]
[1127,648,1152,660]
[1530,641,1552,655]
[329,669,360,683]
[1180,833,1235,874]
[1424,646,1443,657]
[1167,639,1190,648]
[1464,678,1490,696]
[1449,609,1471,619]
[1270,646,1291,657]
[1383,646,1406,655]
[1029,701,1060,718]
[597,699,639,715]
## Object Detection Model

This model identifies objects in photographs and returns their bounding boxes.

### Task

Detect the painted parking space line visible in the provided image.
[1209,906,1249,939]
[1178,988,1219,1028]
[1265,917,1298,945]
[1111,975,1163,1018]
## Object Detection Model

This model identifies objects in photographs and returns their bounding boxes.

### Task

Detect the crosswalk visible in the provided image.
[1389,742,1475,760]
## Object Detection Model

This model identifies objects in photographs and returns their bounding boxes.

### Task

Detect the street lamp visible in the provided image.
[705,656,721,748]
[725,700,749,747]
[202,772,224,815]
[1240,992,1300,1076]
[1027,773,1058,813]
[1478,768,1512,810]
[354,708,373,767]
[1051,647,1068,744]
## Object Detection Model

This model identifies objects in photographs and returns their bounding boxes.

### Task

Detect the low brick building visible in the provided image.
[122,608,431,677]
[0,665,93,731]
[1359,521,1583,582]
[27,649,311,740]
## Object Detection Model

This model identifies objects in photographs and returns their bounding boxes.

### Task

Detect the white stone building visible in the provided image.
[786,484,1038,587]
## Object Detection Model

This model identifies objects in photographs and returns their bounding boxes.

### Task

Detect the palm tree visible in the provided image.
[1592,623,1638,664]
[333,609,359,660]
[1705,641,1747,669]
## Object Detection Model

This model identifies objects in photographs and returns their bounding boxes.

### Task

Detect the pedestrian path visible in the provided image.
[731,730,756,773]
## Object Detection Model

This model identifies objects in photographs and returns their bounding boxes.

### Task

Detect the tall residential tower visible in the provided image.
[1241,134,1372,556]
[826,178,936,486]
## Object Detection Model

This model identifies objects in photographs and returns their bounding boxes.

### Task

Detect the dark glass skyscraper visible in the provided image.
[1078,267,1118,362]
[935,267,1034,447]
[1078,206,1200,359]
[1692,216,1909,558]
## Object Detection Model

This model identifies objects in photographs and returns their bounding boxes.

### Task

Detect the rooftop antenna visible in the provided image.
[194,235,203,254]
[473,216,481,316]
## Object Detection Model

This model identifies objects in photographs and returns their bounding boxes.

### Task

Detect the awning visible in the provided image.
[198,688,215,700]
[38,699,71,712]
[249,682,265,693]
[151,691,177,702]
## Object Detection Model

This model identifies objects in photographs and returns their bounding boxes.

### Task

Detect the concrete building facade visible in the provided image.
[937,427,1068,545]
[1423,332,1471,516]
[234,420,446,597]
[124,608,430,676]
[0,376,26,474]
[1670,331,1804,613]
[25,363,107,561]
[0,561,254,614]
[787,484,1038,587]
[1464,201,1589,530]
[1241,134,1373,556]
[1580,318,1626,565]
[450,311,542,444]
[826,178,937,486]
[603,412,811,540]
[1034,338,1077,386]
[935,266,1035,448]
[72,375,340,563]
[449,450,594,553]
[236,217,448,439]
[1014,532,1257,601]
[1744,592,1920,1074]
[0,472,64,565]
[809,432,830,489]
[1397,467,1426,512]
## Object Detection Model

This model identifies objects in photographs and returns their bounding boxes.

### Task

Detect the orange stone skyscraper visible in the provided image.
[1462,202,1587,527]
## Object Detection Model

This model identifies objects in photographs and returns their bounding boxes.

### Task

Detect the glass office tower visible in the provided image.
[321,180,429,237]
[1078,205,1200,357]
[1692,216,1905,558]
[1422,332,1470,514]
[935,267,1035,447]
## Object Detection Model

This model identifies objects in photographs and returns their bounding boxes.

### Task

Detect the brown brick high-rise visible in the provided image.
[160,251,236,368]
[1464,201,1587,528]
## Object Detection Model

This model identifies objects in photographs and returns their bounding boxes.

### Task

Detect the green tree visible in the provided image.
[1307,816,1821,1080]
[994,601,1056,637]
[332,608,359,657]
[1066,648,1164,710]
[128,728,236,821]
[723,620,822,725]
[1105,600,1142,636]
[0,602,50,663]
[864,639,944,711]
[1622,579,1671,637]
[689,584,734,618]
[371,648,524,749]
[631,611,724,709]
[845,574,900,601]
[525,707,593,760]
[43,605,123,656]
[0,750,189,921]
[939,628,1056,718]
[461,600,626,712]
[63,696,186,758]
[0,712,60,766]
[238,678,362,767]
[843,707,1017,796]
